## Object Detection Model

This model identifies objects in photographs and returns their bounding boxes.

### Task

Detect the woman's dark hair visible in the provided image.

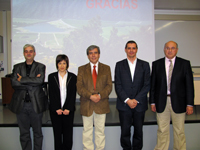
[56,54,69,70]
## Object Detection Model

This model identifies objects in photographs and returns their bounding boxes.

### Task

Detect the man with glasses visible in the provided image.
[150,41,194,150]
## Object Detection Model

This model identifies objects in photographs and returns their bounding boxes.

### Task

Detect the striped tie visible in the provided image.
[168,60,173,92]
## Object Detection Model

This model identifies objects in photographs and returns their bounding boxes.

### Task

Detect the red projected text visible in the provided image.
[86,0,138,9]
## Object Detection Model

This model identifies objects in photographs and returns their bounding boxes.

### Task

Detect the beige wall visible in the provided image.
[0,11,11,99]
[0,11,4,99]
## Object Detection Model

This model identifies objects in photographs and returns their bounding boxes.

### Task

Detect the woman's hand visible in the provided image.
[63,109,70,115]
[56,109,63,115]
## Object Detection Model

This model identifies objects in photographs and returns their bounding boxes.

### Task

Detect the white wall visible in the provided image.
[155,20,200,66]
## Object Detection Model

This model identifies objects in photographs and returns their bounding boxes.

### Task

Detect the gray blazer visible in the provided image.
[9,61,48,114]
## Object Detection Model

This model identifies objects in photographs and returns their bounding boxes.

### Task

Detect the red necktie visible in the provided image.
[92,65,97,90]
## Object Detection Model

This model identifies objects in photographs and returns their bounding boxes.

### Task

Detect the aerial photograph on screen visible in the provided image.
[12,0,154,80]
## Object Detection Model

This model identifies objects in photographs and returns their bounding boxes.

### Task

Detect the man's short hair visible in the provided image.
[56,54,69,70]
[125,40,138,49]
[86,45,100,55]
[23,44,36,52]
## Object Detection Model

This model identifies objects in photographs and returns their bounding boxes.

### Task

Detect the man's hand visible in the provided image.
[17,73,22,82]
[186,106,193,115]
[63,109,70,115]
[127,99,138,109]
[56,109,63,115]
[36,74,41,77]
[151,104,156,112]
[90,94,101,103]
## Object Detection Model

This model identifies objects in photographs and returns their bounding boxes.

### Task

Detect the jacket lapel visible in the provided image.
[133,59,140,84]
[21,62,27,77]
[53,73,60,89]
[86,63,93,88]
[66,72,72,90]
[171,57,179,81]
[162,58,167,84]
[97,62,103,83]
[29,61,37,77]
[123,59,132,82]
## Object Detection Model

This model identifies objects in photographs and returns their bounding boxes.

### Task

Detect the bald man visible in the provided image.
[149,41,194,150]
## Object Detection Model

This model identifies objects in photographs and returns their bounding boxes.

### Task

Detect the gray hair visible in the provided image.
[23,44,35,52]
[86,45,100,55]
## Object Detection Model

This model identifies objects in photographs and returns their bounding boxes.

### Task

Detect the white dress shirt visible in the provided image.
[124,58,137,103]
[58,71,68,108]
[90,62,99,75]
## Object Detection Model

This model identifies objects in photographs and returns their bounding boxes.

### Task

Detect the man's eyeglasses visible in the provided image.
[165,47,177,51]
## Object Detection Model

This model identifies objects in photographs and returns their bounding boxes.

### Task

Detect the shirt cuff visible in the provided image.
[124,98,139,103]
[124,98,129,103]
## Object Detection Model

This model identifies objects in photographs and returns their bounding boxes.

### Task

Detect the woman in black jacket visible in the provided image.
[48,54,77,150]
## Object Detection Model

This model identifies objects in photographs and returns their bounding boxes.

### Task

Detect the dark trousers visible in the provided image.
[119,109,145,150]
[16,102,43,150]
[50,111,75,150]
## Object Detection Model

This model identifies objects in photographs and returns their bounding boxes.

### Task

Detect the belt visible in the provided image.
[24,100,31,103]
[167,95,171,97]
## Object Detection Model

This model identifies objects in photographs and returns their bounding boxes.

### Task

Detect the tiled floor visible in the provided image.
[1,100,200,127]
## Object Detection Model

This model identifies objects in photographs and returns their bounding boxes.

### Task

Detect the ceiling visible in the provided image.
[0,0,200,11]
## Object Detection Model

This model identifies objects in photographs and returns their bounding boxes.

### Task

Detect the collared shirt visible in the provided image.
[90,62,99,75]
[127,58,137,81]
[124,58,138,103]
[58,71,68,108]
[165,56,176,95]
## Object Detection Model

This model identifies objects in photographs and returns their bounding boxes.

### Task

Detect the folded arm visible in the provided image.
[20,65,46,86]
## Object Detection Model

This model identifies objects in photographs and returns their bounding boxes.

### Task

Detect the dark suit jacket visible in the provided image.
[48,71,77,113]
[115,59,150,112]
[149,57,194,113]
[9,61,48,114]
[77,62,112,116]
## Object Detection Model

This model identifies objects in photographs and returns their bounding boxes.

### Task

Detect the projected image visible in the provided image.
[12,0,154,80]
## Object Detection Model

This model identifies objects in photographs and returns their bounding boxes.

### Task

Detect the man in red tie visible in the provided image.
[77,45,112,150]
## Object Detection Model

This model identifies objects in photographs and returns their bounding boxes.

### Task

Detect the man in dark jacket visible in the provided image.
[150,41,194,150]
[10,44,48,150]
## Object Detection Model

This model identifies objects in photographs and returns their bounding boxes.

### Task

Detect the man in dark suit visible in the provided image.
[10,44,48,150]
[149,41,194,150]
[115,40,150,150]
[77,45,112,150]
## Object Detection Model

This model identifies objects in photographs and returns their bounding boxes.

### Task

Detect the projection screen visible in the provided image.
[11,0,155,81]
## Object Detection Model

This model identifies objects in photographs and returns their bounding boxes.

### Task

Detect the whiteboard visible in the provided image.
[155,20,200,66]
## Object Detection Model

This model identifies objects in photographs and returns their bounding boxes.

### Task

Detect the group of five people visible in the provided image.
[9,40,194,150]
